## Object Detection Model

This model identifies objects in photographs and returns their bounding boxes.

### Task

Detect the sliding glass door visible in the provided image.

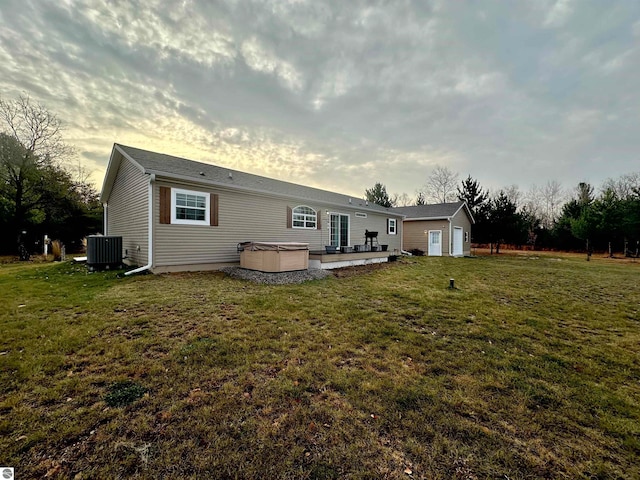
[330,213,349,247]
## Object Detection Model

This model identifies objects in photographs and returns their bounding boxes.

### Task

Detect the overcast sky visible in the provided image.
[1,0,639,200]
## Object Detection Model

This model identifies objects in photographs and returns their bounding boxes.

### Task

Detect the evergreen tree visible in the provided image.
[576,182,594,206]
[570,203,599,257]
[486,191,526,254]
[457,175,489,215]
[552,182,594,251]
[596,189,624,255]
[364,182,394,208]
[621,191,640,255]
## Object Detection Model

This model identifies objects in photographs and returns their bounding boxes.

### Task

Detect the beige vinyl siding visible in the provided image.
[401,208,473,256]
[347,212,398,249]
[402,220,450,255]
[153,180,402,267]
[105,155,149,266]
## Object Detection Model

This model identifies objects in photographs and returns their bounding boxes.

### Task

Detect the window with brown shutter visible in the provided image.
[291,205,317,229]
[160,186,218,226]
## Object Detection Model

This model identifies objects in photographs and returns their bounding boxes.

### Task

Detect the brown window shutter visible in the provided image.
[159,186,171,224]
[210,193,219,226]
[316,210,321,230]
[286,206,292,228]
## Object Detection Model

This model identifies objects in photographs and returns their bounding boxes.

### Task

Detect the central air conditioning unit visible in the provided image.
[86,235,123,271]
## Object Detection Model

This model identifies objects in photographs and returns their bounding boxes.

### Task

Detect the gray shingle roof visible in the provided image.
[391,201,468,219]
[115,144,399,215]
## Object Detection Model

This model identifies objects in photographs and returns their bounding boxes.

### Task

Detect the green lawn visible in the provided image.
[1,254,639,479]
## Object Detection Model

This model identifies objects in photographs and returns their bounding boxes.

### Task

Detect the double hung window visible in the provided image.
[387,218,397,235]
[171,188,210,225]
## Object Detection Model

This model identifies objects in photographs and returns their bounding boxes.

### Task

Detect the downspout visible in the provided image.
[400,216,410,255]
[125,173,155,276]
[448,217,453,256]
[103,203,108,235]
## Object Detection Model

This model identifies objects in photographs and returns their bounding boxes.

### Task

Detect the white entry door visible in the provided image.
[428,230,442,256]
[452,227,463,256]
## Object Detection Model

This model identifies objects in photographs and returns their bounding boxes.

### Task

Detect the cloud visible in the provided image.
[1,0,639,200]
[240,37,303,91]
[543,0,574,28]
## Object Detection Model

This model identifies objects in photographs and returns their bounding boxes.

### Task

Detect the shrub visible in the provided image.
[51,240,63,261]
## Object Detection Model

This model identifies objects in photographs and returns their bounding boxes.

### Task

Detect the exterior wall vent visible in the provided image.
[87,235,123,270]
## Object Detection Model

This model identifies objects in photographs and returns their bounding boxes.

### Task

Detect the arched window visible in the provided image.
[292,205,317,229]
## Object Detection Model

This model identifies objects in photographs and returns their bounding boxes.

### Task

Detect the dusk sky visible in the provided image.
[1,0,639,200]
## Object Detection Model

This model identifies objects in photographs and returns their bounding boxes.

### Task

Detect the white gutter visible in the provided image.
[125,174,155,276]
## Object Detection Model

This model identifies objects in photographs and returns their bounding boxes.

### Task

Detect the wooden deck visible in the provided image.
[308,250,394,270]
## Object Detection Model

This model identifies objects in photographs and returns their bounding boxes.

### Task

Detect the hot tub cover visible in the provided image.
[238,241,309,251]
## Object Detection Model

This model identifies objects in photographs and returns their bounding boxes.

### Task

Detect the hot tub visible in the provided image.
[238,242,309,272]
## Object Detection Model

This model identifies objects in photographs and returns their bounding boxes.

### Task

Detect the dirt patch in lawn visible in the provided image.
[331,261,399,278]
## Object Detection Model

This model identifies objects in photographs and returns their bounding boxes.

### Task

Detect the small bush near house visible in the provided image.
[51,240,63,261]
[408,248,425,256]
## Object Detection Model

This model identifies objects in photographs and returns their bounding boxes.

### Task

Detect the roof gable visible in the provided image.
[391,201,475,224]
[99,144,145,203]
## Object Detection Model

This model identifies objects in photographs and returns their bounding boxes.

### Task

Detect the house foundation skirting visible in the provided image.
[308,251,390,270]
[151,262,240,273]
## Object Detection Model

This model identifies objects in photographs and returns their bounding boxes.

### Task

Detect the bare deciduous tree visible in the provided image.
[541,180,565,228]
[422,165,459,204]
[503,184,522,207]
[0,95,74,252]
[70,160,99,205]
[523,185,542,221]
[525,180,566,229]
[601,172,640,200]
[394,192,412,207]
[0,94,72,165]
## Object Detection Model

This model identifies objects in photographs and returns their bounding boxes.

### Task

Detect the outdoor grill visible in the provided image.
[364,230,379,250]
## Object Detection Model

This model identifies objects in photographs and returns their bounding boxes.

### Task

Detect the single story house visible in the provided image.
[391,201,474,256]
[100,144,404,273]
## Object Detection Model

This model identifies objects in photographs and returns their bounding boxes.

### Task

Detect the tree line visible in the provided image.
[0,95,102,256]
[2,93,637,258]
[365,167,640,256]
